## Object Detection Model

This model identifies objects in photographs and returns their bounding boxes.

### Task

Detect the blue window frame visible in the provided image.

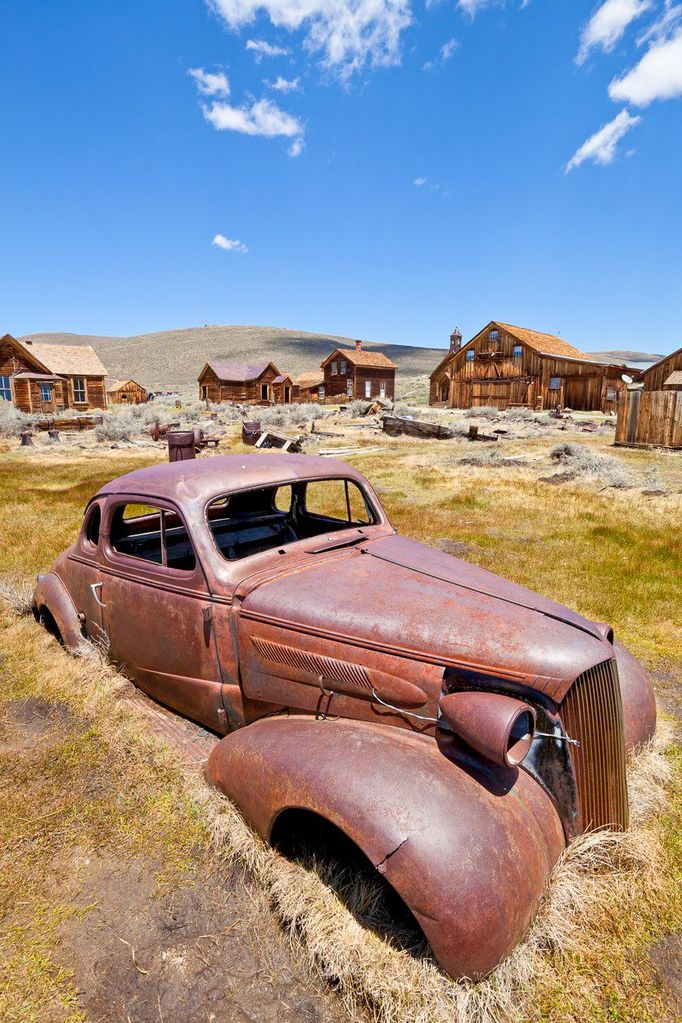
[488,330,499,341]
[0,374,11,401]
[465,350,475,362]
[512,345,523,359]
[39,383,52,401]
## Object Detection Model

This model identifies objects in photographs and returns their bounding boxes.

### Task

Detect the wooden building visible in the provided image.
[197,361,280,405]
[320,341,396,403]
[106,378,149,404]
[272,373,294,404]
[0,333,108,413]
[293,372,324,403]
[429,321,640,413]
[616,346,682,449]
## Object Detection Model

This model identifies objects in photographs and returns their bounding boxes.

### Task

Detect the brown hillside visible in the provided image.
[19,325,447,392]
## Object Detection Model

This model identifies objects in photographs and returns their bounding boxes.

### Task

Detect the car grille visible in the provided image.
[561,658,629,832]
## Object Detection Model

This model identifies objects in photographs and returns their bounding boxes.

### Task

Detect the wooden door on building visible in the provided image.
[472,381,512,410]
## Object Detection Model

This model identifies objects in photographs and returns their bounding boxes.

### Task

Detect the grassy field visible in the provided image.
[0,429,681,1023]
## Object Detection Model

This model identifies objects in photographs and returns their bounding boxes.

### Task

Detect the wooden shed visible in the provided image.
[615,347,682,449]
[0,333,108,413]
[293,372,324,403]
[321,341,396,403]
[197,361,280,405]
[271,373,295,404]
[429,321,640,413]
[106,378,149,404]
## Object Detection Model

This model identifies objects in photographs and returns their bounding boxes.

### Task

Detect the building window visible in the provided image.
[549,377,562,390]
[346,378,353,396]
[339,360,347,375]
[39,383,52,402]
[73,377,86,402]
[331,361,338,375]
[201,385,208,400]
[0,374,11,402]
[365,380,372,398]
[489,330,499,342]
[318,385,325,400]
[606,387,617,401]
[512,345,523,359]
[465,350,475,362]
[260,383,269,401]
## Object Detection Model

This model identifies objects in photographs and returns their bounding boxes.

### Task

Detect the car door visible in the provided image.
[99,496,226,731]
[63,500,109,647]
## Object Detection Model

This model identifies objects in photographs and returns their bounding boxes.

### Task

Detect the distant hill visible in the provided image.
[588,349,665,369]
[19,325,447,392]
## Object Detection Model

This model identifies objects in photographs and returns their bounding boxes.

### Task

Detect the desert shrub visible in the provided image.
[259,403,319,428]
[549,442,632,489]
[347,399,371,417]
[463,406,500,420]
[392,402,425,419]
[460,447,502,467]
[95,410,136,442]
[0,400,33,438]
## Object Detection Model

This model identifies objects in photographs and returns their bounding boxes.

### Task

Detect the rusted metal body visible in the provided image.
[33,453,657,980]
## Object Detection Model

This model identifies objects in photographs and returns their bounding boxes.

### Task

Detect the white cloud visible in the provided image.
[576,0,651,65]
[202,96,304,154]
[413,176,427,186]
[637,1,682,44]
[267,75,301,91]
[609,26,682,104]
[209,0,412,78]
[246,38,290,61]
[423,36,459,69]
[565,108,641,171]
[213,234,249,252]
[188,67,230,96]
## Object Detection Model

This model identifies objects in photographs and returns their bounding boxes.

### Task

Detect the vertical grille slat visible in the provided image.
[561,658,629,832]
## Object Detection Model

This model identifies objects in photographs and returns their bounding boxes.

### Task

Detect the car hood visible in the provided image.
[238,534,614,702]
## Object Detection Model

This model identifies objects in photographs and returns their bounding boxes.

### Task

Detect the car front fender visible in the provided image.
[206,715,565,979]
[33,572,89,654]
[613,640,657,750]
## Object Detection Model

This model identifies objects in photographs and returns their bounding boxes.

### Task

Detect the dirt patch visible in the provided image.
[59,853,346,1023]
[648,933,682,1016]
[1,697,76,754]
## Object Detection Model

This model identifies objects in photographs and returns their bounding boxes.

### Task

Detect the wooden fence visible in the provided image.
[615,389,682,449]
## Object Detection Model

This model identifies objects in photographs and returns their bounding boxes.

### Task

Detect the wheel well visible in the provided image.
[39,605,63,645]
[269,808,426,956]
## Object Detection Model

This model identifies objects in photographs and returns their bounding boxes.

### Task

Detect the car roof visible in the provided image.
[94,453,368,505]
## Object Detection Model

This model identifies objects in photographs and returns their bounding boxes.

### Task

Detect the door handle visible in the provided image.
[90,582,106,608]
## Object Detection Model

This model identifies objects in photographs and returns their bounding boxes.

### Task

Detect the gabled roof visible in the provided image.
[200,360,278,383]
[272,373,294,385]
[490,322,587,360]
[643,345,682,376]
[322,346,397,370]
[107,378,148,393]
[665,371,682,387]
[22,341,107,376]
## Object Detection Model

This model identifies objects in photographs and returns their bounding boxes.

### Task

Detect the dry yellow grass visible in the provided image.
[1,437,681,1023]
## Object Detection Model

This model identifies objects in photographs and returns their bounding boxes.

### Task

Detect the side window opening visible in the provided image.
[84,504,101,547]
[303,479,371,527]
[110,503,196,571]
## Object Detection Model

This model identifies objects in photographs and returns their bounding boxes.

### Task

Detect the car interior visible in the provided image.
[206,479,374,561]
[105,479,374,569]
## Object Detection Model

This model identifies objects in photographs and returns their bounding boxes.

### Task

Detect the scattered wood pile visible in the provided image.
[34,415,103,432]
[381,415,454,440]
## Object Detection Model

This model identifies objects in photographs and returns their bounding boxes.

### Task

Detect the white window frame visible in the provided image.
[331,361,338,375]
[549,377,562,391]
[39,382,52,402]
[512,345,523,359]
[0,374,12,402]
[72,376,87,403]
[364,380,371,398]
[465,350,475,362]
[339,360,347,375]
[346,378,353,396]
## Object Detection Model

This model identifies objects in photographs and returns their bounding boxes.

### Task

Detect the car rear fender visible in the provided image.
[33,572,89,655]
[206,715,565,979]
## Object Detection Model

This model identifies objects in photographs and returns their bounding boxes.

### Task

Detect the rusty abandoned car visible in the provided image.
[33,453,656,980]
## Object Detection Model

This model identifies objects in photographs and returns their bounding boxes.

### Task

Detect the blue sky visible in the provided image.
[2,0,681,353]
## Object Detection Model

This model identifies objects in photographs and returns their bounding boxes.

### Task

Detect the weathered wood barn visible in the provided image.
[272,373,294,404]
[429,322,639,413]
[0,333,108,412]
[321,341,396,403]
[293,372,324,403]
[615,346,682,449]
[198,361,280,404]
[106,378,149,404]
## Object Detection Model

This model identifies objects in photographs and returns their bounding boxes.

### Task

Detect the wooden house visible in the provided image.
[106,378,149,404]
[429,321,640,413]
[293,372,324,403]
[616,346,682,449]
[0,333,108,413]
[272,373,295,404]
[197,361,280,405]
[320,341,396,403]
